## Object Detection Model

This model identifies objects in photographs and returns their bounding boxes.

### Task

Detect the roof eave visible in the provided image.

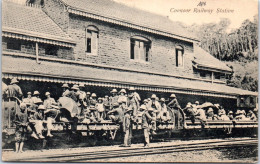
[67,7,200,43]
[2,26,76,47]
[193,61,232,74]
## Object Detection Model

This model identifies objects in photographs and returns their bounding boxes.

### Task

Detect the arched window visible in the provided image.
[130,36,151,62]
[86,25,99,55]
[176,45,184,67]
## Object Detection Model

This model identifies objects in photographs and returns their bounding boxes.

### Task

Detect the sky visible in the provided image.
[114,0,258,32]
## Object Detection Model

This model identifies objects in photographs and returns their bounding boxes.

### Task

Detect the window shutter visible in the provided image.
[139,42,145,61]
[91,32,98,55]
[134,41,139,60]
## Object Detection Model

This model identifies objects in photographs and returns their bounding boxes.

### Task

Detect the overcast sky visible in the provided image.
[114,0,258,32]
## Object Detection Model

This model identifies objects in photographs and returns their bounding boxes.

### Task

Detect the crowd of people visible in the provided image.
[2,78,258,152]
[183,101,258,125]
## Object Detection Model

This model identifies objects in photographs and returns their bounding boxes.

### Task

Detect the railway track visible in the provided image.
[4,138,258,162]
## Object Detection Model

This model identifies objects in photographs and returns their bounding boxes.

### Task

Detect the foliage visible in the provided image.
[182,15,258,92]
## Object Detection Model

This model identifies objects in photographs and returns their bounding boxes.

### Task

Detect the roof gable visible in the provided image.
[2,1,75,46]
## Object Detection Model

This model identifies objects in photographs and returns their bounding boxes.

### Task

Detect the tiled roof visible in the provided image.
[193,46,232,73]
[2,1,75,45]
[2,55,257,97]
[60,0,198,41]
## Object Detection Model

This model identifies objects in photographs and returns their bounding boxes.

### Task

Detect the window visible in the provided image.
[200,72,206,78]
[45,45,58,56]
[176,45,184,67]
[130,36,151,62]
[215,72,221,80]
[7,39,21,51]
[86,26,99,55]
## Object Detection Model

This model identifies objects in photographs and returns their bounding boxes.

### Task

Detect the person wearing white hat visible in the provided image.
[121,108,133,147]
[109,89,119,110]
[227,111,234,120]
[140,104,155,147]
[14,103,28,153]
[158,98,171,122]
[183,102,196,123]
[128,87,141,118]
[31,91,43,106]
[206,107,214,120]
[62,83,71,97]
[43,92,58,137]
[247,110,257,121]
[167,93,181,110]
[118,89,128,112]
[217,109,230,121]
[23,92,33,106]
[4,78,23,100]
[28,105,46,139]
[78,83,87,115]
[235,109,247,121]
[43,92,57,109]
[107,102,124,123]
[146,94,161,133]
[96,97,105,122]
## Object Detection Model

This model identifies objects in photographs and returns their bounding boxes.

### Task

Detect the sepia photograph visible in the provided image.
[1,0,258,162]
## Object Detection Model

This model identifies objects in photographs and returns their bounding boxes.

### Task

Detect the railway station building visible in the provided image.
[2,0,258,111]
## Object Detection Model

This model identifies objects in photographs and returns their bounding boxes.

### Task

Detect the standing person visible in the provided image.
[147,94,161,132]
[62,83,70,97]
[14,103,28,153]
[78,83,87,115]
[96,97,105,121]
[89,93,98,122]
[118,89,128,112]
[86,92,91,107]
[140,104,154,147]
[69,85,80,102]
[3,78,23,100]
[128,87,140,120]
[43,92,58,137]
[103,95,110,117]
[121,108,133,147]
[167,93,181,110]
[109,89,119,110]
[3,78,23,128]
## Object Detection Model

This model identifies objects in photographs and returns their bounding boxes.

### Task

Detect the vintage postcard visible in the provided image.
[1,0,258,162]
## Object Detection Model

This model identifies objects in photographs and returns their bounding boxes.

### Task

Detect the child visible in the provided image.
[14,103,28,153]
[96,97,105,122]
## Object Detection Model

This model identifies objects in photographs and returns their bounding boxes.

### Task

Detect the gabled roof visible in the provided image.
[60,0,198,43]
[193,46,232,73]
[2,1,75,47]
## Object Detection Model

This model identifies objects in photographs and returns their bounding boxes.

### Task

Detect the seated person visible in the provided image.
[157,98,171,122]
[218,106,226,116]
[218,110,230,121]
[227,111,234,120]
[206,108,214,120]
[235,110,248,120]
[28,105,45,139]
[107,102,124,123]
[194,108,206,127]
[247,110,257,121]
[183,102,195,123]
